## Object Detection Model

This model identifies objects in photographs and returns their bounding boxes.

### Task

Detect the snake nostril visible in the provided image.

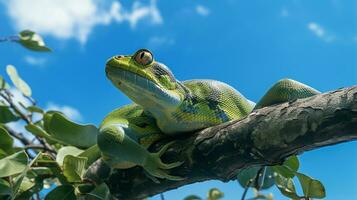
[115,55,123,59]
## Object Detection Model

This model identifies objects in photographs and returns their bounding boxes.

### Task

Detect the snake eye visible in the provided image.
[134,49,153,66]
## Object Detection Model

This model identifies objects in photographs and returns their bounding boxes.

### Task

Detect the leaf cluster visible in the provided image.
[236,156,325,200]
[0,31,109,200]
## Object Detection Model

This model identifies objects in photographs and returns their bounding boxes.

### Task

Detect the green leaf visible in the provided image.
[0,179,12,199]
[274,174,299,200]
[63,155,87,182]
[17,30,51,52]
[17,169,49,198]
[44,112,99,148]
[55,145,99,169]
[283,156,299,171]
[296,172,325,199]
[84,183,112,200]
[35,153,68,185]
[77,183,95,194]
[237,166,275,190]
[12,189,33,200]
[27,167,53,179]
[237,167,258,187]
[56,146,84,166]
[0,106,20,123]
[272,165,293,178]
[11,152,43,200]
[79,145,101,167]
[207,188,224,200]
[259,167,275,190]
[45,185,76,200]
[11,166,28,200]
[0,151,28,178]
[183,195,202,200]
[0,76,9,90]
[26,106,44,114]
[272,156,300,178]
[0,150,7,159]
[18,177,35,194]
[25,124,52,140]
[6,65,32,97]
[0,127,13,152]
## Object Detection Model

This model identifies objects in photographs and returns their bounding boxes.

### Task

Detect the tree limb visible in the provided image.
[4,124,31,146]
[24,144,57,154]
[106,86,357,200]
[0,90,56,157]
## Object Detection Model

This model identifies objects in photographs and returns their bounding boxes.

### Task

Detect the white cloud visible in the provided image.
[126,0,162,28]
[307,22,335,42]
[46,102,82,121]
[195,5,210,16]
[24,56,46,66]
[308,22,325,37]
[3,0,163,44]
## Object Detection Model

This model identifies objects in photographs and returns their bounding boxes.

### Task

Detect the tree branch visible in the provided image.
[0,90,57,157]
[106,86,357,200]
[0,90,31,124]
[24,144,57,154]
[4,125,31,146]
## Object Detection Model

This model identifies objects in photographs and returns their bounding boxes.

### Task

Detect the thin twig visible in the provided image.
[0,35,19,42]
[4,125,35,159]
[241,166,266,200]
[240,178,254,200]
[160,193,165,200]
[35,137,56,158]
[24,95,37,106]
[0,90,57,157]
[24,144,57,154]
[0,90,31,124]
[4,125,31,145]
[35,192,40,200]
[0,37,11,42]
[254,166,266,191]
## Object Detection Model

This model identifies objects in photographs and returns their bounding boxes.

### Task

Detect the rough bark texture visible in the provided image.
[106,86,357,200]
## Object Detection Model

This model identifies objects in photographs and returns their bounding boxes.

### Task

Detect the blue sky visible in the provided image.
[0,0,356,199]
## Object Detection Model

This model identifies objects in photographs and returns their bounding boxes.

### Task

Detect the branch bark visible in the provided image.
[106,86,357,200]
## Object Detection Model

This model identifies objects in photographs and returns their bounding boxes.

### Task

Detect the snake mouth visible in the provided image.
[105,64,181,108]
[106,64,156,83]
[106,64,153,83]
[105,64,165,95]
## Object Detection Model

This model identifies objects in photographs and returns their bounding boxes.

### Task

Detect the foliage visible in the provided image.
[17,30,51,52]
[0,30,326,200]
[0,30,106,200]
[237,156,325,200]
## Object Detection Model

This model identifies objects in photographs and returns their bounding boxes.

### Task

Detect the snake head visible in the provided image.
[105,49,185,112]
